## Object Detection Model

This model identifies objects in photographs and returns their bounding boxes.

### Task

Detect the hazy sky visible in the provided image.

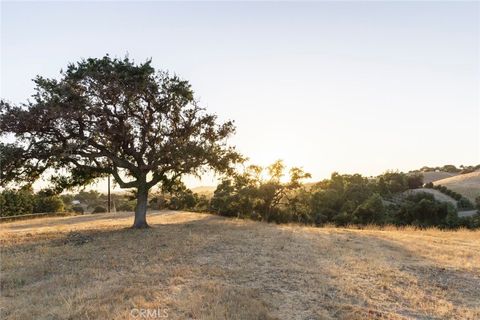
[1,1,479,190]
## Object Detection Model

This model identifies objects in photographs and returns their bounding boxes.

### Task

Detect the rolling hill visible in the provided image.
[421,171,459,184]
[403,188,457,207]
[433,171,480,203]
[191,186,216,196]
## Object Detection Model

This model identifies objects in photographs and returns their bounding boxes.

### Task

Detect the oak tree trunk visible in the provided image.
[132,185,149,228]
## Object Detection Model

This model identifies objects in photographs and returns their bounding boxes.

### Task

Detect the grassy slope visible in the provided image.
[191,186,216,196]
[433,171,480,203]
[421,171,459,184]
[1,211,479,320]
[403,188,458,207]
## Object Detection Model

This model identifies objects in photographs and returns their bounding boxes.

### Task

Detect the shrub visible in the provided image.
[117,201,136,212]
[34,190,64,213]
[74,190,102,210]
[459,214,480,229]
[211,161,310,220]
[441,165,459,173]
[313,212,328,226]
[433,185,463,201]
[168,189,197,210]
[72,206,84,214]
[194,194,210,212]
[407,173,424,189]
[457,197,474,210]
[443,211,461,228]
[424,182,434,188]
[393,192,453,227]
[332,212,352,226]
[353,193,385,225]
[207,165,478,229]
[148,195,168,210]
[0,188,34,217]
[379,171,408,194]
[92,206,107,213]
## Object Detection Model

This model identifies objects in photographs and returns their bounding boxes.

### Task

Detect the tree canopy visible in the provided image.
[0,55,242,227]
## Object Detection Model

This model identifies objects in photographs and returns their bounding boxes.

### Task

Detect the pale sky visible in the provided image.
[1,1,479,191]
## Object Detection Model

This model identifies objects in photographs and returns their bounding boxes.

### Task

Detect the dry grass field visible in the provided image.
[421,172,459,184]
[1,211,479,320]
[433,171,480,203]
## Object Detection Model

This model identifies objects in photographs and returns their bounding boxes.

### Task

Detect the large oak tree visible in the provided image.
[0,56,242,228]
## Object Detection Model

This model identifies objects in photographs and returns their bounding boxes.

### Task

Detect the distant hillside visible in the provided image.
[403,188,458,207]
[191,186,216,196]
[433,171,480,203]
[409,164,479,184]
[190,167,479,199]
[421,171,459,184]
[394,188,477,217]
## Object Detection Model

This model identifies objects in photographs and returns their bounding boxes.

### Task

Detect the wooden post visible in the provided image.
[107,175,111,213]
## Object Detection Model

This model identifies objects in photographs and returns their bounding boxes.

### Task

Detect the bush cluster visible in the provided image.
[2,164,478,229]
[0,188,64,217]
[149,182,210,212]
[206,163,479,229]
[418,164,480,174]
[424,183,475,210]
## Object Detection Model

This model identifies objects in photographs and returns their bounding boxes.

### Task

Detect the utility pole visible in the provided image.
[107,175,111,213]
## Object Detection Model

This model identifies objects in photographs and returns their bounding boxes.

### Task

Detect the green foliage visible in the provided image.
[309,173,376,226]
[193,194,210,212]
[72,206,84,214]
[168,188,197,210]
[146,181,210,212]
[457,197,474,210]
[210,169,261,218]
[424,184,474,209]
[417,164,479,174]
[310,189,343,220]
[458,214,480,229]
[92,206,107,214]
[431,185,462,201]
[393,192,453,227]
[441,165,460,173]
[117,200,136,212]
[211,161,311,222]
[74,190,103,209]
[0,188,34,217]
[60,194,74,211]
[285,188,313,224]
[406,173,424,189]
[424,182,434,188]
[208,167,473,229]
[353,193,385,225]
[33,189,64,213]
[377,171,409,194]
[419,165,461,173]
[332,212,352,226]
[0,55,242,228]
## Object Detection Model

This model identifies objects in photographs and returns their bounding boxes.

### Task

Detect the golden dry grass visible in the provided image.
[1,211,479,320]
[433,171,480,203]
[422,171,459,184]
